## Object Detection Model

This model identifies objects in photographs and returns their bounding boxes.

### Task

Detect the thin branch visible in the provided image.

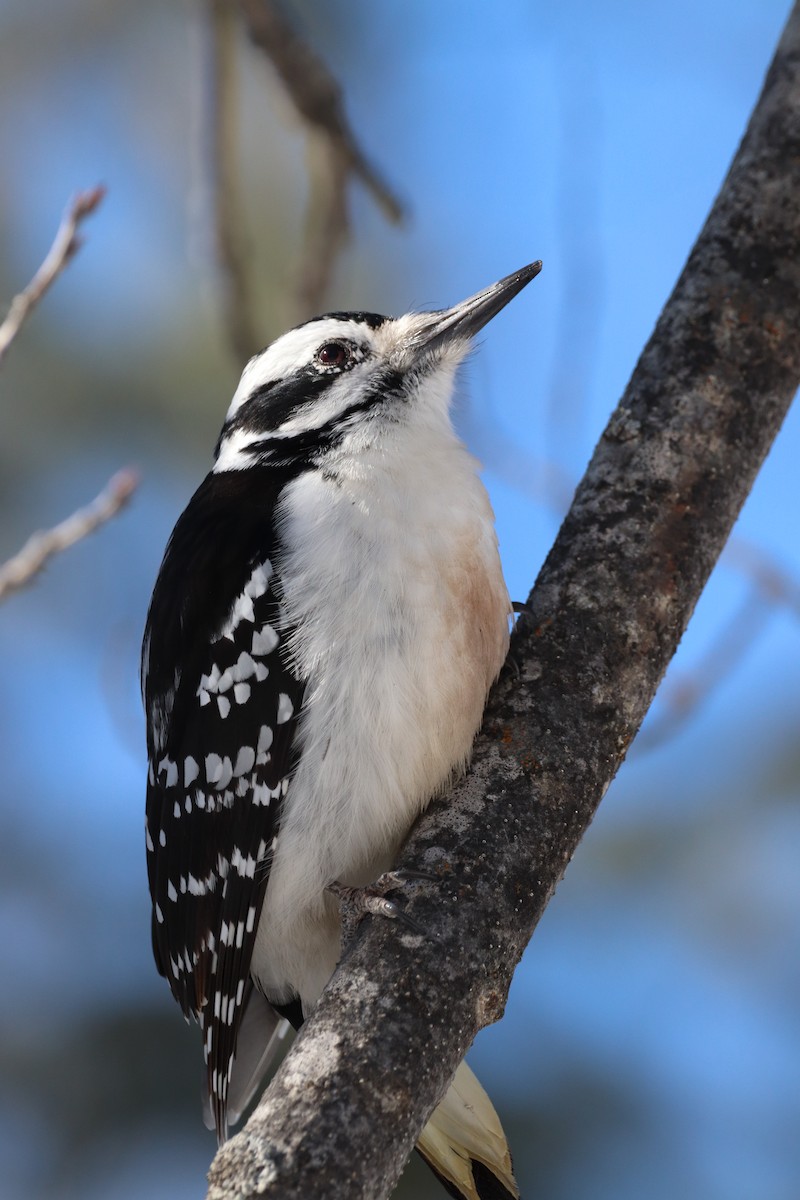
[635,587,774,749]
[207,5,800,1198]
[238,0,404,223]
[724,536,800,617]
[0,469,139,602]
[294,134,350,324]
[0,186,105,364]
[638,537,800,747]
[237,0,405,320]
[208,0,261,361]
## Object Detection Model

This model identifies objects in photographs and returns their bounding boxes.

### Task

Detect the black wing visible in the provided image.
[142,468,304,1137]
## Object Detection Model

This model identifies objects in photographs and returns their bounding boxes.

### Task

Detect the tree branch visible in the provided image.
[207,6,800,1197]
[237,0,404,223]
[236,0,405,321]
[0,469,138,602]
[208,0,261,362]
[0,186,105,363]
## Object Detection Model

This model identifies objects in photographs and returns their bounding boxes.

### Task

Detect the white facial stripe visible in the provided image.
[272,364,376,435]
[212,309,474,473]
[225,318,378,422]
[214,428,261,472]
[214,364,383,471]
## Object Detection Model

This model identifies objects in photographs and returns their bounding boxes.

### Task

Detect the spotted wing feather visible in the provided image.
[143,469,304,1138]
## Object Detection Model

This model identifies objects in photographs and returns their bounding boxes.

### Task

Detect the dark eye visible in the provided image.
[316,342,349,368]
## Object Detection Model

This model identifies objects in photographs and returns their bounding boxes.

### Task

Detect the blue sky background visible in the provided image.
[0,2,798,1198]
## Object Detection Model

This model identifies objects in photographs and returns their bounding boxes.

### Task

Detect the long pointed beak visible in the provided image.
[408,260,542,356]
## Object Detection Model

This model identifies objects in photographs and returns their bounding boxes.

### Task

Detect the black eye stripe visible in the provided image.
[217,367,405,466]
[222,374,331,440]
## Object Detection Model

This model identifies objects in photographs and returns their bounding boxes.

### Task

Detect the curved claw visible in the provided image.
[327,872,438,943]
[380,898,430,937]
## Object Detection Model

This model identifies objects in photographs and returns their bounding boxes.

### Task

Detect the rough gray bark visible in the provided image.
[207,7,800,1198]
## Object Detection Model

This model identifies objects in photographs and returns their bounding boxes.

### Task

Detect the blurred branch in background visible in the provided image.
[467,391,800,752]
[0,185,105,363]
[724,535,800,617]
[545,44,605,466]
[236,0,405,222]
[208,0,261,361]
[638,539,800,748]
[0,184,138,602]
[207,0,405,349]
[0,469,139,602]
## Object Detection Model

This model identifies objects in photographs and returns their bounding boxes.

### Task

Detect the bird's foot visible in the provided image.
[327,869,437,946]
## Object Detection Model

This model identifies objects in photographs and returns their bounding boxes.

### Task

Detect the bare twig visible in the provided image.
[638,537,800,746]
[208,0,261,361]
[0,186,105,364]
[0,469,139,602]
[207,5,800,1197]
[294,134,350,323]
[636,587,774,749]
[725,536,800,616]
[236,0,405,320]
[238,0,403,222]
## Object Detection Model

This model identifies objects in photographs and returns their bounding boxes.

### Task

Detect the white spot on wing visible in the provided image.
[234,746,255,776]
[217,561,272,637]
[233,651,256,681]
[184,756,199,786]
[252,782,271,807]
[234,682,251,705]
[158,757,178,787]
[231,847,256,878]
[220,592,255,639]
[252,626,279,655]
[277,693,294,724]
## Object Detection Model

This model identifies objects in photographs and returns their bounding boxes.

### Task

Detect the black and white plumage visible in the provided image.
[143,469,304,1135]
[143,262,541,1199]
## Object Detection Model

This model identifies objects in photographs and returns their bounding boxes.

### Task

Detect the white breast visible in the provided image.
[251,415,510,1009]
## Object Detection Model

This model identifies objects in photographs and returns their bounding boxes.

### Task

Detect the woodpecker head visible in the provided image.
[213,261,541,471]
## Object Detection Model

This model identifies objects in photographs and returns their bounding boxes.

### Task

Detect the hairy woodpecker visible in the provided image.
[143,261,541,1200]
